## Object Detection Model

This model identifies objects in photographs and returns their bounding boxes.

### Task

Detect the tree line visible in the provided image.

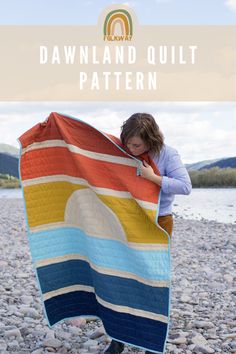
[188,167,236,188]
[1,168,236,189]
[0,174,20,188]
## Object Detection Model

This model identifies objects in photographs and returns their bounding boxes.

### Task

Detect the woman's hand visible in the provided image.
[140,160,155,180]
[140,160,162,186]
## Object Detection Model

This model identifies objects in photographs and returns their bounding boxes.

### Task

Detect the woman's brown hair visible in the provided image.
[120,113,164,156]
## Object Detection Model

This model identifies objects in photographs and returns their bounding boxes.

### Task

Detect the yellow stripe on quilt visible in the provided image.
[24,181,167,244]
[24,182,88,226]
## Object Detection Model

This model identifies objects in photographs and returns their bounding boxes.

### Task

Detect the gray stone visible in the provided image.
[18,306,40,318]
[44,347,56,352]
[17,272,29,278]
[21,295,33,304]
[82,339,99,349]
[68,317,86,327]
[57,347,68,354]
[96,334,108,343]
[223,274,234,283]
[32,329,46,337]
[89,345,100,352]
[221,332,236,339]
[193,344,215,353]
[180,294,191,303]
[4,328,22,338]
[206,329,218,339]
[0,260,8,268]
[166,343,176,351]
[88,327,105,339]
[42,338,62,348]
[190,333,208,345]
[57,330,72,340]
[168,335,187,344]
[44,328,55,338]
[7,339,20,350]
[188,344,197,351]
[193,320,215,329]
[69,326,83,335]
[0,340,7,352]
[31,350,45,354]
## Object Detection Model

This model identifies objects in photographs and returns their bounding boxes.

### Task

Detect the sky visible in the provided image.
[0,0,235,24]
[0,101,235,164]
[0,1,235,163]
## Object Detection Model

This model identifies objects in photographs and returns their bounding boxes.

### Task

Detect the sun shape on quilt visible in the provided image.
[64,189,127,242]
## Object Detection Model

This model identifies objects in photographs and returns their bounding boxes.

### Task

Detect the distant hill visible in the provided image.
[199,157,236,170]
[0,143,19,157]
[186,158,221,171]
[0,152,19,178]
[0,141,235,181]
[0,143,19,178]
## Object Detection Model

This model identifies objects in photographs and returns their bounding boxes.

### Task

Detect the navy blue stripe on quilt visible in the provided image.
[45,290,167,353]
[37,259,169,316]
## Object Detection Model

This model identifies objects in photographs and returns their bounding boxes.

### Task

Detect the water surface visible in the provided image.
[0,188,235,224]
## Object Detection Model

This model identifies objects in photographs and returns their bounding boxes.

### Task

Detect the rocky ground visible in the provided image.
[0,198,235,354]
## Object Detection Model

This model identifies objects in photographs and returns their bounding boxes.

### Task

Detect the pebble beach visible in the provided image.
[0,198,235,354]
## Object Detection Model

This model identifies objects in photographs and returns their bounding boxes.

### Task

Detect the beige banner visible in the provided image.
[0,5,235,101]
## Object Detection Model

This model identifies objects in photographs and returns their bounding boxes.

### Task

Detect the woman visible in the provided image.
[104,112,192,354]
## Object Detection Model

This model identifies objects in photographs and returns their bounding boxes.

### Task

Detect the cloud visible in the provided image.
[155,0,172,3]
[225,0,236,12]
[154,112,236,163]
[110,1,137,7]
[110,1,135,6]
[0,102,235,163]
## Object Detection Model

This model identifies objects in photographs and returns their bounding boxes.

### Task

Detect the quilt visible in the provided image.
[18,112,171,353]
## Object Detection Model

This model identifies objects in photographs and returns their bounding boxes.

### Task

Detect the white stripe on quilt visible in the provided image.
[35,254,170,288]
[96,295,168,323]
[43,284,94,300]
[43,285,168,323]
[21,140,138,167]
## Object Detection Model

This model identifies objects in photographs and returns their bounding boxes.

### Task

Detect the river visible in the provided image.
[0,188,235,224]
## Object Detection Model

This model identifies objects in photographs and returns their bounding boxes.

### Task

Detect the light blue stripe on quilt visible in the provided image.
[29,227,170,281]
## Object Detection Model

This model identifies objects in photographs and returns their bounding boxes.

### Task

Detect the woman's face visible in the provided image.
[126,136,149,156]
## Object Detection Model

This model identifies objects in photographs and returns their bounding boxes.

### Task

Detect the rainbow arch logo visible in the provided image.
[103,9,133,41]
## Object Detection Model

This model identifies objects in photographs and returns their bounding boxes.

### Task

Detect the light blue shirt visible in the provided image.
[151,144,192,216]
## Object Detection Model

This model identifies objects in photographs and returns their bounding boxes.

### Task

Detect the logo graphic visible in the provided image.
[103,9,133,41]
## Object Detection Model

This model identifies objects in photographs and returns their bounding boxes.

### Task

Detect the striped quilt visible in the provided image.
[18,112,171,353]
